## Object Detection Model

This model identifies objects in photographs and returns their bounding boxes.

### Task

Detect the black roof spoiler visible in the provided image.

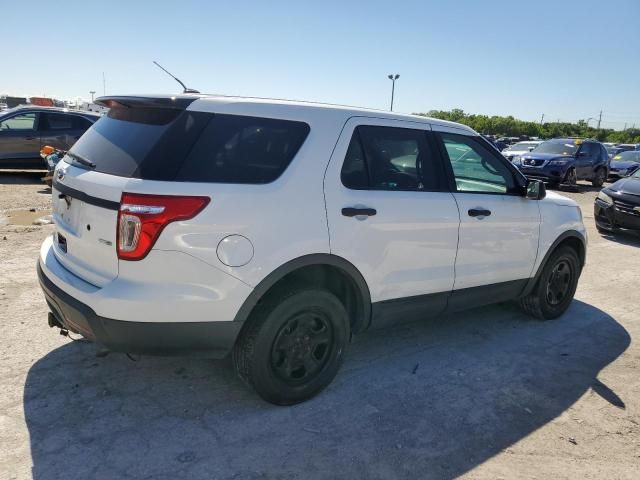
[94,95,201,110]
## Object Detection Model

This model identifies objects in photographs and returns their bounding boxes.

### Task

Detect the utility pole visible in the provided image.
[597,109,602,129]
[387,74,400,111]
[89,91,96,102]
[623,123,627,131]
[540,113,544,124]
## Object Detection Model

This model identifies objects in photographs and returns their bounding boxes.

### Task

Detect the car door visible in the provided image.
[576,142,597,179]
[324,117,460,327]
[431,126,541,309]
[39,113,89,151]
[0,112,40,164]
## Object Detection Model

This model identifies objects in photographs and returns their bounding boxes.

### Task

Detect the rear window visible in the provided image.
[67,108,309,183]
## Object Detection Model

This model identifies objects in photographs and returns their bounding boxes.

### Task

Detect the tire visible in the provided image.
[592,168,605,187]
[233,289,350,405]
[519,246,580,320]
[563,168,577,187]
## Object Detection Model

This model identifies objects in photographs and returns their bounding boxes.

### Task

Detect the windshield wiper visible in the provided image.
[66,151,96,169]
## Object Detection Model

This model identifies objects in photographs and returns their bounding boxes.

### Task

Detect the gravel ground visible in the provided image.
[1,171,639,479]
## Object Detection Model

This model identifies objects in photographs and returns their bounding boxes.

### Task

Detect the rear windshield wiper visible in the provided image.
[65,151,96,169]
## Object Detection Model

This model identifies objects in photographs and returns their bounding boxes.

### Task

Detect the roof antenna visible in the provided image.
[152,61,200,94]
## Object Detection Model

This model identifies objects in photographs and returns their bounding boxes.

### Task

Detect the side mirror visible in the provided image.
[527,146,535,151]
[526,179,546,200]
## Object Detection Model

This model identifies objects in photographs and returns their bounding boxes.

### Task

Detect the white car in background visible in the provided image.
[503,141,543,162]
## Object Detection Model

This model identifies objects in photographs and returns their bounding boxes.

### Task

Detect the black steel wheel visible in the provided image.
[520,246,581,320]
[545,259,572,306]
[233,289,349,405]
[270,311,334,385]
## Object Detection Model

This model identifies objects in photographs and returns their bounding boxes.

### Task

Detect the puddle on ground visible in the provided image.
[0,209,52,226]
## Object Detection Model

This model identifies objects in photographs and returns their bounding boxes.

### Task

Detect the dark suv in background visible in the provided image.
[0,107,100,169]
[513,138,609,188]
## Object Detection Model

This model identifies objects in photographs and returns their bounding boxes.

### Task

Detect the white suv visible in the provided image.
[38,95,587,405]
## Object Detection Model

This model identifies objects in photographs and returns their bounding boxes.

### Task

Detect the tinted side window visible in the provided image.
[0,113,36,130]
[438,132,516,194]
[72,116,94,130]
[580,143,597,156]
[341,130,369,189]
[177,115,310,184]
[341,125,441,191]
[43,113,73,130]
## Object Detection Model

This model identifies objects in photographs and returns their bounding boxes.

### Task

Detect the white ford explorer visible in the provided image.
[38,95,587,405]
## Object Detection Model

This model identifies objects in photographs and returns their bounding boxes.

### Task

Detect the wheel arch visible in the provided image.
[522,230,586,297]
[232,254,372,335]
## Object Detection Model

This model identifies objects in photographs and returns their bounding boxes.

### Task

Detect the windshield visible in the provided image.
[612,151,640,163]
[508,142,538,151]
[532,140,579,155]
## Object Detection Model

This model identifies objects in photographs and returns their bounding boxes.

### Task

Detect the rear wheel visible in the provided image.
[233,289,349,405]
[520,246,580,320]
[592,168,606,187]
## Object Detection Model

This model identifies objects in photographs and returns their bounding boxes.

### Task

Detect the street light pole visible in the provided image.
[89,91,96,102]
[387,74,400,111]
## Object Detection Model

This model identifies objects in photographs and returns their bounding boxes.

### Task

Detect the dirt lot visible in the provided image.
[1,171,639,480]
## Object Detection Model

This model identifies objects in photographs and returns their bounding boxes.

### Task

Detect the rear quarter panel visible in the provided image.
[147,102,351,288]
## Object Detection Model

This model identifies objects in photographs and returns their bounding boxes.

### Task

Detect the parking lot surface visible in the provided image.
[1,172,639,479]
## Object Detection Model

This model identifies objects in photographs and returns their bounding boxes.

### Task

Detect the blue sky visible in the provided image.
[4,0,639,129]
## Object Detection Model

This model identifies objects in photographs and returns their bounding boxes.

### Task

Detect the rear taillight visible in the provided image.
[117,193,210,261]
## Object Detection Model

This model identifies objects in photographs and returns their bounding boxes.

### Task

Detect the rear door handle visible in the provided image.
[468,208,491,218]
[342,207,377,217]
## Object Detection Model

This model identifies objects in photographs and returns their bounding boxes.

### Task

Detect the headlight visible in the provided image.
[548,159,569,166]
[618,169,627,175]
[597,191,613,206]
[512,156,522,166]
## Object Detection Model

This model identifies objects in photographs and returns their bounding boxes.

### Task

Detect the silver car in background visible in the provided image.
[502,141,543,162]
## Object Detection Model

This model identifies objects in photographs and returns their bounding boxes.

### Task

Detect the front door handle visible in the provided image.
[342,207,377,217]
[468,208,491,218]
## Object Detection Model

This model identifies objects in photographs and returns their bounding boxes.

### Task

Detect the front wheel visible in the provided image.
[233,289,350,405]
[563,168,577,187]
[520,246,581,320]
[592,168,606,187]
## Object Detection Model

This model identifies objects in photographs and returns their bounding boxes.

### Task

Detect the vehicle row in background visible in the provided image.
[608,150,640,180]
[511,138,609,188]
[0,106,99,168]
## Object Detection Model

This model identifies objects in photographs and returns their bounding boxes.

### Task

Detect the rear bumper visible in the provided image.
[37,235,252,357]
[38,260,242,357]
